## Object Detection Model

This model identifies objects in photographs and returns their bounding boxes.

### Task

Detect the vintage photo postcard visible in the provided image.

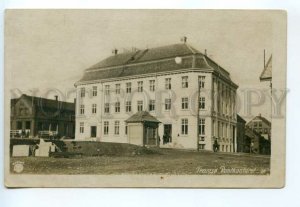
[4,10,287,188]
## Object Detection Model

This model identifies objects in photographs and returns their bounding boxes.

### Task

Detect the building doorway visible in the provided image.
[91,126,97,138]
[163,124,172,144]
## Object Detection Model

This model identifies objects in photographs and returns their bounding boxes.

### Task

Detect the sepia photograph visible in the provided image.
[4,9,286,187]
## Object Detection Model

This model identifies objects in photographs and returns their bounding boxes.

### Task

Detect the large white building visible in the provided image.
[74,41,238,152]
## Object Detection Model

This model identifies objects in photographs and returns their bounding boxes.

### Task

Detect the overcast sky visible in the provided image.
[5,10,273,120]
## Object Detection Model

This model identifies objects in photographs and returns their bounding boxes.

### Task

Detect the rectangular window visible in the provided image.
[92,86,97,96]
[125,101,131,112]
[199,119,205,135]
[149,100,155,111]
[199,97,205,109]
[17,121,22,130]
[80,104,85,115]
[126,82,131,93]
[165,78,171,90]
[104,121,109,135]
[165,98,171,110]
[92,104,97,114]
[253,122,258,127]
[80,122,84,133]
[138,81,143,92]
[221,123,224,137]
[114,121,120,135]
[182,97,188,109]
[199,76,205,88]
[80,88,85,97]
[125,125,128,135]
[182,76,188,88]
[181,119,188,135]
[137,100,143,111]
[104,103,110,113]
[105,85,110,95]
[115,102,120,113]
[149,80,155,91]
[199,144,205,150]
[25,121,31,129]
[115,84,121,94]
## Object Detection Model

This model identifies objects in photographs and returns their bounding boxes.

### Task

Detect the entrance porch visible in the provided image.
[125,111,160,147]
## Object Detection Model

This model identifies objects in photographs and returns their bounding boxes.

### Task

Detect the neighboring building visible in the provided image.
[244,126,270,155]
[236,114,246,153]
[246,114,271,141]
[10,94,75,138]
[75,41,238,151]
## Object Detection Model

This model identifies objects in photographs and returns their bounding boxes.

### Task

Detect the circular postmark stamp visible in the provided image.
[12,161,24,173]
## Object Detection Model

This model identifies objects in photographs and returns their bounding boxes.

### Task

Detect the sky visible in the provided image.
[5,10,274,121]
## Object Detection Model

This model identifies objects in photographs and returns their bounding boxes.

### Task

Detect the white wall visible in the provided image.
[75,70,236,151]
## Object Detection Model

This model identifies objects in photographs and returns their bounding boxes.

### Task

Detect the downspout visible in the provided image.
[193,54,200,151]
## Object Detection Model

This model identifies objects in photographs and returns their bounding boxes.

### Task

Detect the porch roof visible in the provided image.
[125,111,160,123]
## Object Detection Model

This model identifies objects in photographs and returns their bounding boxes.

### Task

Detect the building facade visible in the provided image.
[10,94,75,138]
[244,126,271,154]
[246,114,271,141]
[75,42,238,151]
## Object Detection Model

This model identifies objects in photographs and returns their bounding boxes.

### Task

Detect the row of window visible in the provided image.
[253,121,263,127]
[80,76,206,97]
[254,128,269,134]
[79,97,206,115]
[212,120,235,139]
[212,77,236,116]
[79,121,125,135]
[79,118,205,136]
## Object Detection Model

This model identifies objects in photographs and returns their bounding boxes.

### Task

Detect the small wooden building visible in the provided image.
[125,111,160,147]
[10,94,75,139]
[244,126,271,155]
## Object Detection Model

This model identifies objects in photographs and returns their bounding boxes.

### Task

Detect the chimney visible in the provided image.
[112,48,118,55]
[204,49,207,56]
[180,36,187,43]
[259,113,261,117]
[54,95,58,101]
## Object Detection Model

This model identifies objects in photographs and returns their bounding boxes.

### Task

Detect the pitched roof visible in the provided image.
[257,116,271,126]
[76,43,235,85]
[125,111,160,123]
[87,44,198,70]
[260,55,272,81]
[237,114,246,124]
[12,94,75,111]
[247,115,271,126]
